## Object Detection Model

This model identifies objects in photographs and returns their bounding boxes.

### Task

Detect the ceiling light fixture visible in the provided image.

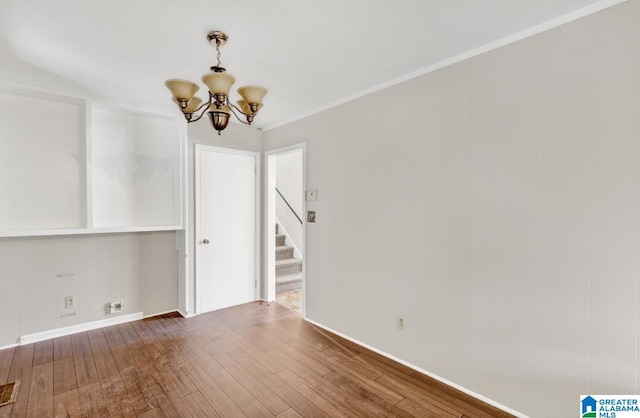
[164,31,267,135]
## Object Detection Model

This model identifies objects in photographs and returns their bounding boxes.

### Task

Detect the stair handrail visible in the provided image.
[275,187,303,225]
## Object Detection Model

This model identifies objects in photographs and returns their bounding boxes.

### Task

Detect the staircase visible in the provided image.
[276,224,302,293]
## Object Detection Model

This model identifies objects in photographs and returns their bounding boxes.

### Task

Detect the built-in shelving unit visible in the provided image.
[0,85,185,238]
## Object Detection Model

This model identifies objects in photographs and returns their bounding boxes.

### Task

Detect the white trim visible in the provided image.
[176,117,189,316]
[19,312,144,345]
[0,343,19,351]
[173,118,186,228]
[304,317,528,418]
[0,79,177,118]
[263,0,628,131]
[85,226,183,234]
[195,144,202,314]
[90,100,178,120]
[177,309,197,318]
[143,309,178,319]
[84,100,93,229]
[0,225,182,239]
[264,143,307,317]
[265,143,308,157]
[264,155,277,302]
[301,144,307,319]
[254,154,262,303]
[194,145,261,315]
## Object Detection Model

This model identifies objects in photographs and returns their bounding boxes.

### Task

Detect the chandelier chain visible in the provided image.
[216,40,222,67]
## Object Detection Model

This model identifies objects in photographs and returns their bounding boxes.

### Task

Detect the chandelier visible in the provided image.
[164,31,267,135]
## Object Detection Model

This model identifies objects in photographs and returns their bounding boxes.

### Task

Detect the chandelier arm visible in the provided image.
[187,94,213,123]
[227,101,253,118]
[193,95,213,114]
[226,99,252,125]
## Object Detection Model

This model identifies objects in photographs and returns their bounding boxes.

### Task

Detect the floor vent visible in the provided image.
[0,380,19,407]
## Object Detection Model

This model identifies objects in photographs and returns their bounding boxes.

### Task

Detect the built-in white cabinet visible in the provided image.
[0,86,184,237]
[0,90,85,233]
[91,105,182,229]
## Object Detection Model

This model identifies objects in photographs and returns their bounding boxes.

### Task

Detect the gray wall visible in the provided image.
[0,231,177,347]
[264,2,640,416]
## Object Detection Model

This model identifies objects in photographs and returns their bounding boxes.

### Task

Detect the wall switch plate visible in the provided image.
[396,315,405,331]
[306,189,318,201]
[307,211,316,223]
[64,296,75,309]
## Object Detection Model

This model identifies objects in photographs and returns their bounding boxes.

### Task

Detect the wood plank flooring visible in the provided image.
[0,302,514,417]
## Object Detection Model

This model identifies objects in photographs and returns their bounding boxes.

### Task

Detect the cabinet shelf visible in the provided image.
[0,86,185,238]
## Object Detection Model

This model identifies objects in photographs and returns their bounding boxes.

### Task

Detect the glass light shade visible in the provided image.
[202,72,236,95]
[237,85,267,105]
[165,79,199,101]
[237,100,264,114]
[185,97,203,112]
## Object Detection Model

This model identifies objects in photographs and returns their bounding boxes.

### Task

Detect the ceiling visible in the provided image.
[0,0,623,130]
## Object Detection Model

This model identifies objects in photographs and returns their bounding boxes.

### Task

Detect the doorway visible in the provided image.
[195,145,260,314]
[265,144,306,315]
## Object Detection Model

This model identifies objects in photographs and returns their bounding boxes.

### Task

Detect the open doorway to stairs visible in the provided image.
[266,144,305,314]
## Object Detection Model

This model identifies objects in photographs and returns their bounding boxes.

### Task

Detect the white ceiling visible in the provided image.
[0,0,624,130]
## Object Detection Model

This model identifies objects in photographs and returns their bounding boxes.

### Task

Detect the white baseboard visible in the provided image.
[19,312,144,345]
[304,318,527,418]
[0,342,19,351]
[176,308,197,318]
[143,309,178,319]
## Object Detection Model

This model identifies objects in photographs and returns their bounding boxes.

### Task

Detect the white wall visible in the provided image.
[264,2,640,417]
[0,231,177,348]
[276,150,304,216]
[275,149,303,255]
[0,66,182,349]
[0,34,90,98]
[183,121,263,314]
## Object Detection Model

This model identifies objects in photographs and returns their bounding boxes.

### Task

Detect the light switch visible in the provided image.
[306,189,318,201]
[307,211,316,223]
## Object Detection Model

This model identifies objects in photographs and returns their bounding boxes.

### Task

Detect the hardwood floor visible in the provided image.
[0,302,513,417]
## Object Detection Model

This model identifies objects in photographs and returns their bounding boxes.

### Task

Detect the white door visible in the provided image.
[196,146,258,313]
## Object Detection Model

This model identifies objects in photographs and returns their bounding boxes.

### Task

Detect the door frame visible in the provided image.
[264,143,306,317]
[194,144,261,315]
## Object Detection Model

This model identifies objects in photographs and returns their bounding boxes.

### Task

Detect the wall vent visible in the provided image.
[0,380,19,407]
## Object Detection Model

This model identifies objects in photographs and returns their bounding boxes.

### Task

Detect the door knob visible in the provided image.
[203,239,210,244]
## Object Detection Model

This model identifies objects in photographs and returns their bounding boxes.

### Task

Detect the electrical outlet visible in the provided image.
[396,315,405,331]
[109,301,123,314]
[64,296,75,309]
